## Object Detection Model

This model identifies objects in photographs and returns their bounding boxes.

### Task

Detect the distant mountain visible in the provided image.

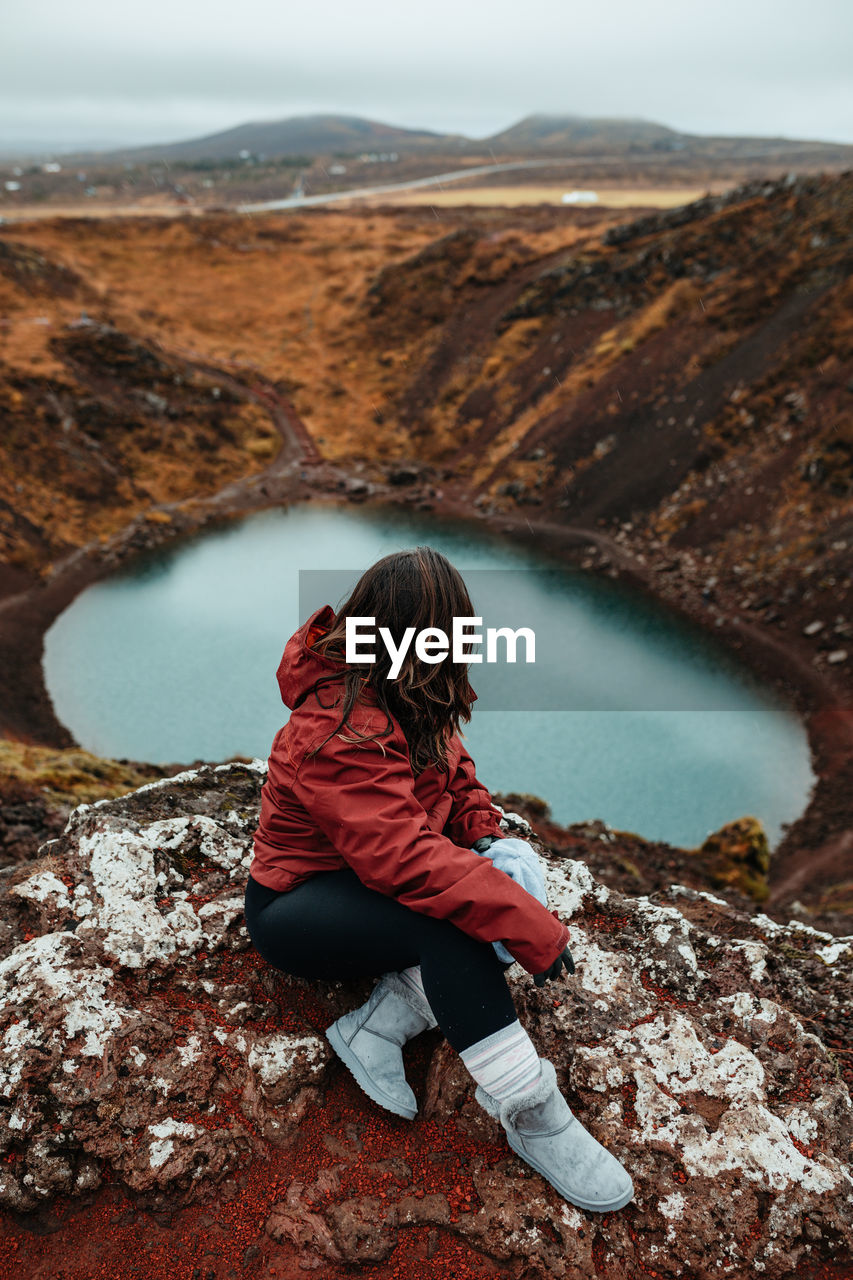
[33,111,853,168]
[483,113,682,152]
[62,115,461,165]
[483,113,852,160]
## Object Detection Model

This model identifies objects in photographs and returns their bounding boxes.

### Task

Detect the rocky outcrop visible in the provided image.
[0,316,273,575]
[2,763,851,1276]
[0,239,92,301]
[1,762,330,1215]
[0,741,178,869]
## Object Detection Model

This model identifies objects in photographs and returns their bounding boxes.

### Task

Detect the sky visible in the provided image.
[2,0,851,156]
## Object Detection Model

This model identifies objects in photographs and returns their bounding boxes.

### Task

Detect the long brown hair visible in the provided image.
[308,547,477,773]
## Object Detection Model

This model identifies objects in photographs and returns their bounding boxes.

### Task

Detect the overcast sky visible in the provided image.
[3,0,851,155]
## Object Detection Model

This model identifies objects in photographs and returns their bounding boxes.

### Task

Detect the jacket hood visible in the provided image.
[275,604,479,713]
[276,604,346,710]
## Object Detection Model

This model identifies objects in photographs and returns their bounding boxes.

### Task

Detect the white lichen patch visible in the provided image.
[53,778,261,967]
[495,806,534,836]
[814,941,851,966]
[632,897,700,975]
[70,814,250,969]
[246,1033,326,1090]
[72,884,93,919]
[657,1189,685,1242]
[668,885,731,908]
[0,933,126,1090]
[11,871,72,910]
[147,1118,202,1169]
[729,940,769,983]
[574,1012,850,1197]
[176,1035,203,1067]
[224,809,252,828]
[7,1094,40,1136]
[141,816,250,873]
[750,913,853,949]
[218,758,267,776]
[658,1189,685,1219]
[544,859,610,919]
[196,894,245,947]
[75,826,202,968]
[696,1105,841,1194]
[783,1108,818,1144]
[558,1203,585,1232]
[634,1014,765,1102]
[717,992,782,1028]
[570,937,646,1009]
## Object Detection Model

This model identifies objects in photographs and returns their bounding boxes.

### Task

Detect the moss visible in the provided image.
[0,740,169,809]
[695,816,771,902]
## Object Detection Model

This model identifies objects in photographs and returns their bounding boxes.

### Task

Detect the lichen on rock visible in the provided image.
[0,761,329,1213]
[1,760,851,1277]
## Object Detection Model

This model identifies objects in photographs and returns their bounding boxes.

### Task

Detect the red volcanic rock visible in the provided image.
[1,762,329,1214]
[1,762,851,1278]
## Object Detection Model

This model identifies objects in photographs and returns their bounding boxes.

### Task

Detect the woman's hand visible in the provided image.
[533,946,575,987]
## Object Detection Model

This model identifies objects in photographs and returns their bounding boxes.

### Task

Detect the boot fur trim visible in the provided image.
[474,1057,557,1124]
[380,972,438,1030]
[499,1057,557,1126]
[475,1083,501,1119]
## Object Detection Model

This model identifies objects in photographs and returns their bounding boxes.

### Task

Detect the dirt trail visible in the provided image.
[0,347,323,746]
[161,342,322,469]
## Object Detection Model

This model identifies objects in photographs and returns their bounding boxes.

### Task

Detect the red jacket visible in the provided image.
[250,605,570,974]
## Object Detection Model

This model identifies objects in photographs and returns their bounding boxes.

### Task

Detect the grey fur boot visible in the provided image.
[476,1058,634,1212]
[326,972,437,1120]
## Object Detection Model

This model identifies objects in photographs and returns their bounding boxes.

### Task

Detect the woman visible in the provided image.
[244,547,633,1213]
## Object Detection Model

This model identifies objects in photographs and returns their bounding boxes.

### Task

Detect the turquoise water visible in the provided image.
[43,503,813,848]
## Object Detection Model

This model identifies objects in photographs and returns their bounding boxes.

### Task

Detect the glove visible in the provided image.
[471,835,503,853]
[533,946,575,987]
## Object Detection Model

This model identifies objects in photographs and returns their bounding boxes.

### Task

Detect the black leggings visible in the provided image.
[243,868,518,1053]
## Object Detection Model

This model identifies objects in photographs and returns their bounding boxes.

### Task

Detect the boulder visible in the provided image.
[1,764,850,1277]
[1,762,329,1212]
[695,816,772,901]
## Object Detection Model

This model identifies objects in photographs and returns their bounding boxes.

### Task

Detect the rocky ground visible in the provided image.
[0,763,850,1279]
